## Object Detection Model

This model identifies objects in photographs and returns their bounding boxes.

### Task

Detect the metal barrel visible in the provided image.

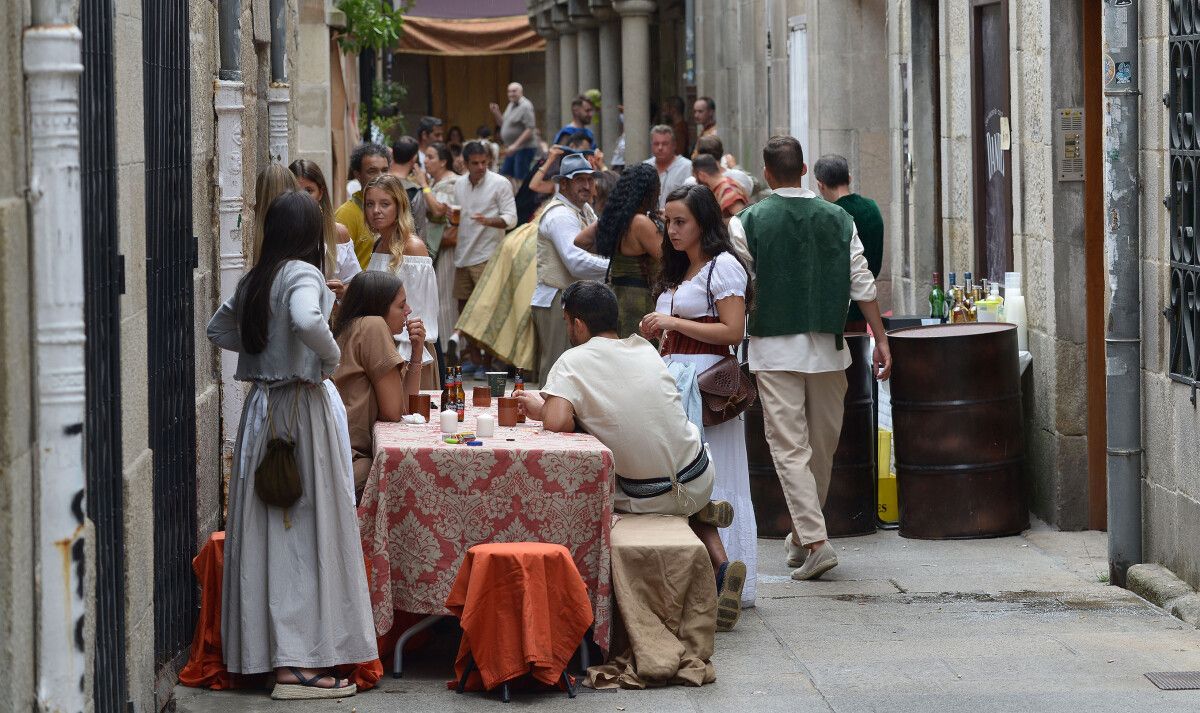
[888,323,1028,539]
[745,333,877,538]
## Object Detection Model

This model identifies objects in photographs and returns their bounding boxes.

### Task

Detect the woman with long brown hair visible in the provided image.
[290,158,359,291]
[640,183,757,622]
[206,191,374,700]
[363,174,440,387]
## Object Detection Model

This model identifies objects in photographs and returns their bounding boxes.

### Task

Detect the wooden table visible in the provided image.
[357,399,616,661]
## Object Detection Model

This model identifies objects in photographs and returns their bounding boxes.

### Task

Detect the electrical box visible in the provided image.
[1057,108,1084,181]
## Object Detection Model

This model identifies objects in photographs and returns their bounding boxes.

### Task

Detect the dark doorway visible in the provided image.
[143,0,198,686]
[971,0,1014,282]
[81,0,128,709]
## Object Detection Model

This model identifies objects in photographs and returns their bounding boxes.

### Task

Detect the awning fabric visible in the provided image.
[398,15,544,56]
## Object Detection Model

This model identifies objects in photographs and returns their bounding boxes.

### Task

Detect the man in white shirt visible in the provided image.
[516,281,747,631]
[491,82,538,182]
[729,136,892,581]
[452,140,517,372]
[643,125,692,210]
[530,155,609,384]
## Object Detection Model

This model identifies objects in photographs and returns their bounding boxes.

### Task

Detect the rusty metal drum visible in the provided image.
[745,333,877,538]
[888,323,1028,539]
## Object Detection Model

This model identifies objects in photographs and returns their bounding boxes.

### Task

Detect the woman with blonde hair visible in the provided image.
[253,164,301,265]
[363,174,440,386]
[290,159,359,295]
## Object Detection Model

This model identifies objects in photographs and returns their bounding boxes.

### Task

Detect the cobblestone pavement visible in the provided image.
[176,523,1200,712]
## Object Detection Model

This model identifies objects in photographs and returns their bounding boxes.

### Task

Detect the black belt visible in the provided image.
[617,447,709,499]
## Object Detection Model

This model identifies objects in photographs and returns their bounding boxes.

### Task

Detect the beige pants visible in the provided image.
[755,370,848,545]
[532,291,570,385]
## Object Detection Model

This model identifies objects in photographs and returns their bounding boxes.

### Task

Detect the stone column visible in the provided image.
[614,0,655,163]
[557,31,578,124]
[538,24,562,136]
[593,3,621,157]
[577,23,600,93]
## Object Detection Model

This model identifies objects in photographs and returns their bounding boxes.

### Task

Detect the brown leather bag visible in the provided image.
[253,387,303,510]
[696,354,757,427]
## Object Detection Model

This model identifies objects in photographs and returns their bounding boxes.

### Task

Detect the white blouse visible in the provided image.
[334,241,361,283]
[367,252,440,365]
[654,251,749,319]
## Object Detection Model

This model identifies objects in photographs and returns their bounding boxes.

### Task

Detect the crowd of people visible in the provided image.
[205,80,891,698]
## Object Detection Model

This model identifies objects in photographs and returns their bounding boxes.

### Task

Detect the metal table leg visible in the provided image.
[392,614,445,678]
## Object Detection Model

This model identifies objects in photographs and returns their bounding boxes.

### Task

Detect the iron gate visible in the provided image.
[144,0,198,670]
[1168,3,1200,391]
[81,0,128,708]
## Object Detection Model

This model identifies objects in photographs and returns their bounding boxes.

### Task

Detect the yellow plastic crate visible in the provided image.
[877,428,898,524]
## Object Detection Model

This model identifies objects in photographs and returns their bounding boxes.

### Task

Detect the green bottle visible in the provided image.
[929,271,946,322]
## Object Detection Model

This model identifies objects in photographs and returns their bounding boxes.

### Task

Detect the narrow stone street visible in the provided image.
[175,524,1200,712]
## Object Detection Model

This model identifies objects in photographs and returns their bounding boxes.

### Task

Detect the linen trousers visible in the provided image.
[754,369,848,545]
[531,291,569,385]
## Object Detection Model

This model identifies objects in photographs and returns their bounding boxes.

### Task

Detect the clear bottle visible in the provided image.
[950,284,968,324]
[1003,271,1028,351]
[962,272,977,322]
[929,272,946,322]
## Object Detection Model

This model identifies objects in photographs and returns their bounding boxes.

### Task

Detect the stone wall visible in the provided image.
[0,2,34,711]
[1140,1,1200,589]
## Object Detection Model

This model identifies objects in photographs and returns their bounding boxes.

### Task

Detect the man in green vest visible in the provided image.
[813,154,884,332]
[730,136,892,581]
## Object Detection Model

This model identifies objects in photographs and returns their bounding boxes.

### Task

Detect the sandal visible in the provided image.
[270,667,357,700]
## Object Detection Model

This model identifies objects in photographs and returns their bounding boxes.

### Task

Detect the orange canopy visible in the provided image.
[398,15,544,56]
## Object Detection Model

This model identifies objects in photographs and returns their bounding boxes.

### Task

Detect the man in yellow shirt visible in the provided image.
[335,143,390,268]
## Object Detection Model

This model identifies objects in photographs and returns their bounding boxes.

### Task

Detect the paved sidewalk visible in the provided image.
[175,523,1200,712]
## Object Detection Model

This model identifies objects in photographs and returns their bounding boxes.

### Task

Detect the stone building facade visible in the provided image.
[0,1,339,711]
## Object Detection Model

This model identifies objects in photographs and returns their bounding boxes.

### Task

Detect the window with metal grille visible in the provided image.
[1168,4,1200,391]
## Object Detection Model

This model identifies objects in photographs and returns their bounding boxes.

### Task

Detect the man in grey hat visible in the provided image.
[531,154,610,383]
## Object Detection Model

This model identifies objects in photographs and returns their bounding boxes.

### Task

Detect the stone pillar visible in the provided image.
[577,24,600,93]
[556,24,579,125]
[267,84,291,164]
[215,79,246,478]
[594,4,621,157]
[540,28,562,137]
[615,0,655,163]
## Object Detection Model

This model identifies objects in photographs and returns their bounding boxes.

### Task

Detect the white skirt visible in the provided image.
[662,352,758,607]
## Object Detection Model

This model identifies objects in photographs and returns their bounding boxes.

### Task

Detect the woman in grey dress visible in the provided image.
[207,191,376,700]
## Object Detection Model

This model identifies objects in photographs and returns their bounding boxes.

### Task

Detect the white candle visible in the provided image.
[440,410,458,434]
[476,413,495,438]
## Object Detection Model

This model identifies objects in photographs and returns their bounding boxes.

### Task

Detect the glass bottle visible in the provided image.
[950,284,968,324]
[442,367,454,412]
[929,271,946,322]
[945,272,957,319]
[962,272,977,323]
[455,366,466,422]
[512,370,526,423]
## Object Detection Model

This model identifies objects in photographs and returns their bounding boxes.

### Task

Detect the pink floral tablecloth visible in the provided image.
[358,406,616,653]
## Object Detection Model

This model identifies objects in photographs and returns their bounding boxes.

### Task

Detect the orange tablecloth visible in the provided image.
[178,532,384,691]
[445,543,593,691]
[359,402,615,653]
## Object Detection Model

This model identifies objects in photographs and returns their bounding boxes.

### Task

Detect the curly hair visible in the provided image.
[595,163,660,260]
[655,184,753,311]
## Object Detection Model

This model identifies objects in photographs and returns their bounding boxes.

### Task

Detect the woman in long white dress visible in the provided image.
[640,183,758,610]
[413,142,460,359]
[206,191,375,700]
[362,174,440,387]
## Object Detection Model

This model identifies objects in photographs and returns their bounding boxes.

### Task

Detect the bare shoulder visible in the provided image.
[335,222,352,244]
[403,234,429,257]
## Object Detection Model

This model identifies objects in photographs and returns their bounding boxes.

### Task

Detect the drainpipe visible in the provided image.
[267,0,290,164]
[1102,0,1142,587]
[24,1,88,711]
[216,0,246,486]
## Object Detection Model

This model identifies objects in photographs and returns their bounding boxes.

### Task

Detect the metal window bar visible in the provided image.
[81,0,129,708]
[144,0,198,668]
[1167,8,1200,397]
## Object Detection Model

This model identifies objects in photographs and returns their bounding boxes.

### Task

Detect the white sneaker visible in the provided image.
[784,532,807,568]
[791,541,838,581]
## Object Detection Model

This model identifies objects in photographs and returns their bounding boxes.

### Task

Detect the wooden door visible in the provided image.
[971,0,1014,282]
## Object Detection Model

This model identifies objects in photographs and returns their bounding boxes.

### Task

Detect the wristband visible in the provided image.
[422,186,432,194]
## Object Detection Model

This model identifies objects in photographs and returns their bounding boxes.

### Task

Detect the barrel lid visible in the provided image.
[887,323,1016,338]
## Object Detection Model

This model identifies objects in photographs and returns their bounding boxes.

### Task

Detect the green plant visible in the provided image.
[337,0,413,54]
[361,79,408,142]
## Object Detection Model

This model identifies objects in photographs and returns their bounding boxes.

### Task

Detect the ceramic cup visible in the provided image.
[476,413,496,438]
[409,393,432,419]
[472,385,491,408]
[486,371,508,397]
[497,397,520,427]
